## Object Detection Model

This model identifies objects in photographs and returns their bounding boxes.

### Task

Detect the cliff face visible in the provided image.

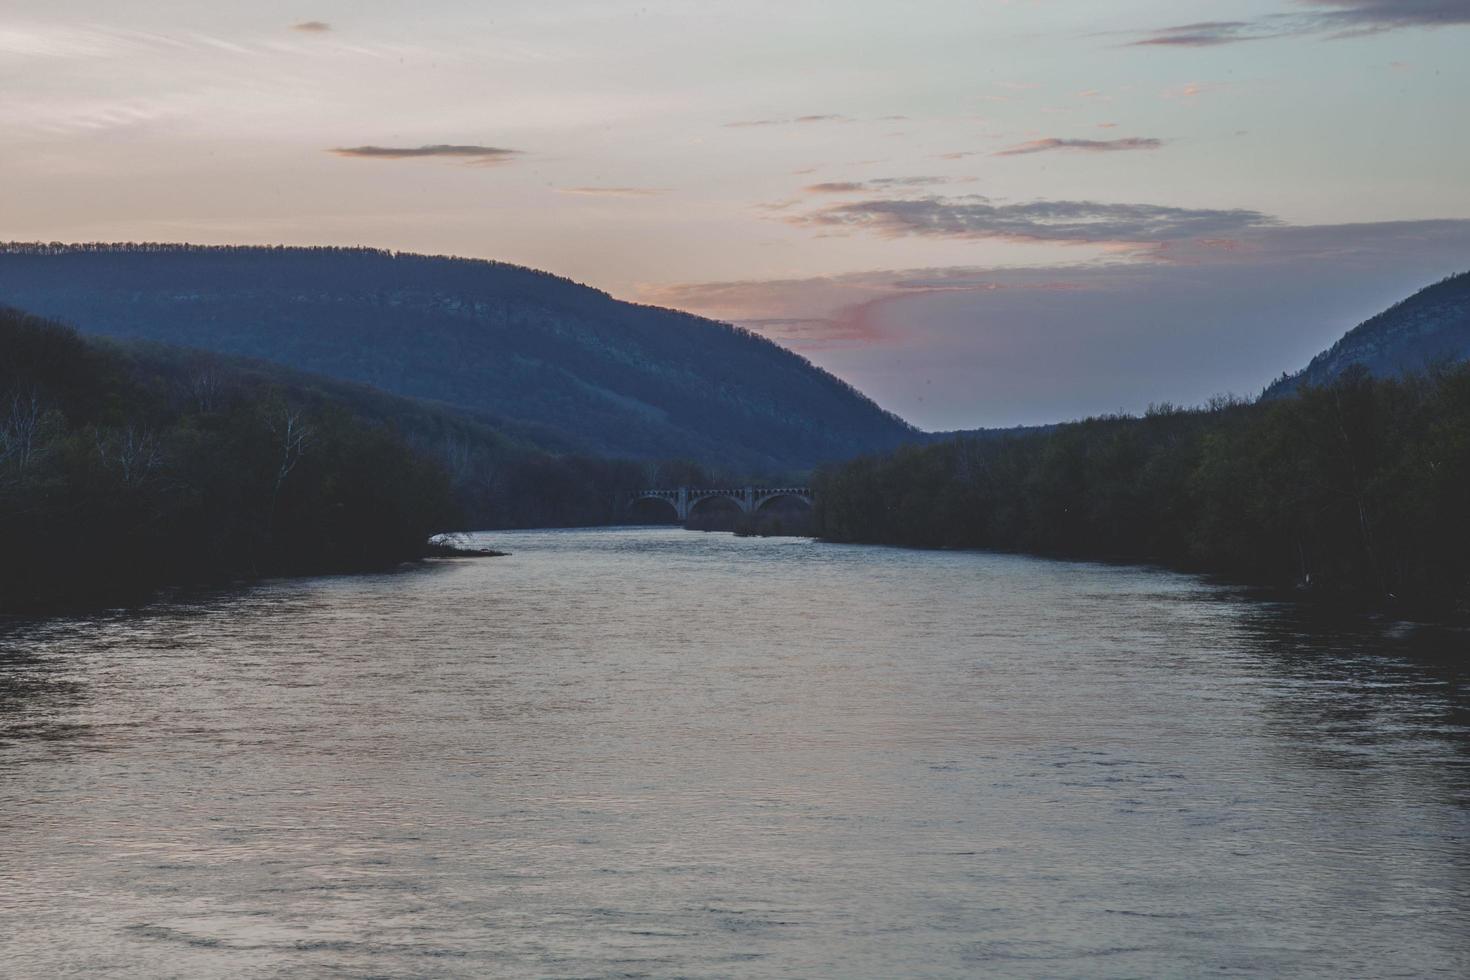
[0,244,916,471]
[1265,271,1470,397]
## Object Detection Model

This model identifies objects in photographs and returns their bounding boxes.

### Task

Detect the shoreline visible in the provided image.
[5,524,1465,631]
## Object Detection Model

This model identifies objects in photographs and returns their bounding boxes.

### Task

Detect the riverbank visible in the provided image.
[812,365,1470,617]
[424,534,509,558]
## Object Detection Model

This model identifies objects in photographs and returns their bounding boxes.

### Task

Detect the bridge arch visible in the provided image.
[753,491,813,513]
[622,485,814,522]
[626,493,680,523]
[688,492,746,517]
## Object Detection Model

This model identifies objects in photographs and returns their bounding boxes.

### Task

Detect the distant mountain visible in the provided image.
[0,244,916,471]
[1265,271,1470,398]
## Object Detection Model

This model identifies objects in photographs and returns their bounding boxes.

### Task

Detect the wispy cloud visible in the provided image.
[0,21,420,63]
[995,137,1164,157]
[642,268,1095,353]
[789,195,1277,245]
[0,24,182,59]
[1129,20,1269,47]
[1164,82,1222,99]
[868,176,959,188]
[804,176,964,194]
[328,144,521,165]
[1128,2,1470,47]
[723,114,848,128]
[1303,0,1470,34]
[558,186,666,197]
[291,21,332,33]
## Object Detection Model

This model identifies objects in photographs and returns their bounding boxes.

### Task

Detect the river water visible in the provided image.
[1,528,1466,978]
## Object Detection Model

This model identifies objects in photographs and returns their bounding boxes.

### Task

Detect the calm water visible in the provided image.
[1,528,1467,978]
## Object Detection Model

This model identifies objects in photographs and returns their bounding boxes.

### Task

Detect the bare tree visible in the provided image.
[271,408,310,496]
[264,407,312,542]
[94,425,161,487]
[0,390,51,475]
[186,369,223,414]
[440,432,474,486]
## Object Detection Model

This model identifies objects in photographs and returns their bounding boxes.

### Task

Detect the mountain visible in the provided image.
[0,243,915,471]
[1265,271,1470,398]
[2,304,742,610]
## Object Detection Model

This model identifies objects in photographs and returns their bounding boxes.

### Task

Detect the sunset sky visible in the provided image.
[4,1,1469,428]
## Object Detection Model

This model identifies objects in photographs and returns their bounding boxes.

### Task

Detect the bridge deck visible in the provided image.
[624,486,813,519]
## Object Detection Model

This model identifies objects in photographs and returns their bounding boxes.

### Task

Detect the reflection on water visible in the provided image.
[1,528,1467,978]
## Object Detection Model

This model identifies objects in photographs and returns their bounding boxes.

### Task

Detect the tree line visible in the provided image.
[0,308,468,611]
[0,307,797,612]
[814,365,1470,612]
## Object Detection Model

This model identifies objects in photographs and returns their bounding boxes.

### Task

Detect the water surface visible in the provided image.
[2,528,1467,977]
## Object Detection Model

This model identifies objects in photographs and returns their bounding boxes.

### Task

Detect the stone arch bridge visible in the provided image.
[624,486,813,521]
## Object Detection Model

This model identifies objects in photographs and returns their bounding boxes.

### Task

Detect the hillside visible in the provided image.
[2,305,729,611]
[0,306,460,611]
[1265,271,1470,397]
[815,364,1470,611]
[0,243,916,470]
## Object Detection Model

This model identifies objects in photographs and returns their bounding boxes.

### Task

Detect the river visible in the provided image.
[1,528,1466,977]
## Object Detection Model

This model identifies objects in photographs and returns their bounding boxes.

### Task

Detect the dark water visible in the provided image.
[1,528,1467,978]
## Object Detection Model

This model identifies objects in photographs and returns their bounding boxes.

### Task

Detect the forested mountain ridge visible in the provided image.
[0,243,916,470]
[0,305,735,611]
[0,306,458,611]
[1265,271,1470,397]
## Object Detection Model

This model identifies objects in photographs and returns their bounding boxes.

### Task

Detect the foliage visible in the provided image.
[815,365,1470,610]
[0,308,460,611]
[0,243,916,470]
[0,307,797,611]
[1264,270,1470,397]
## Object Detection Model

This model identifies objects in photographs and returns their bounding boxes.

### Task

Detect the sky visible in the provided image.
[3,1,1469,429]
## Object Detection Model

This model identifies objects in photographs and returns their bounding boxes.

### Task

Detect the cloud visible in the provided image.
[1165,82,1221,99]
[1128,20,1268,47]
[0,24,184,59]
[790,195,1276,245]
[1128,2,1470,47]
[867,176,957,188]
[291,21,332,33]
[803,176,958,194]
[723,114,847,128]
[995,137,1164,156]
[640,220,1470,428]
[558,186,666,197]
[1302,1,1470,33]
[638,275,908,350]
[328,144,521,165]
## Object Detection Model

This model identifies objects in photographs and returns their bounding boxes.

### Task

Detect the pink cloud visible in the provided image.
[994,137,1164,157]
